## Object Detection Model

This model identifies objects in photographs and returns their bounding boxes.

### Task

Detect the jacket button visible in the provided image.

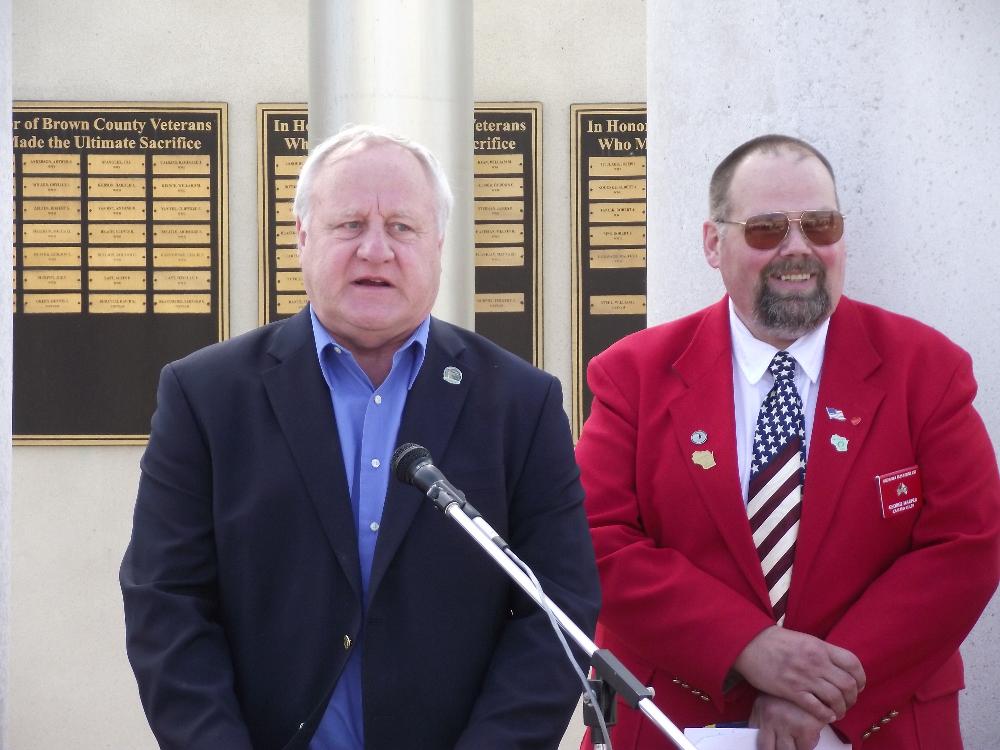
[862,731,872,740]
[889,710,899,718]
[343,635,352,650]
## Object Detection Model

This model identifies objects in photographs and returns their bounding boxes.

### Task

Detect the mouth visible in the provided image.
[353,277,392,288]
[775,272,813,282]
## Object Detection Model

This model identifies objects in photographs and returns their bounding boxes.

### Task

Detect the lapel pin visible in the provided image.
[442,365,463,385]
[830,434,849,452]
[825,406,846,421]
[850,416,862,426]
[691,450,716,470]
[690,430,708,445]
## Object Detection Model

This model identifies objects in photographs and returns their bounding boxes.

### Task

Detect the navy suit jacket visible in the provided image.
[121,309,600,750]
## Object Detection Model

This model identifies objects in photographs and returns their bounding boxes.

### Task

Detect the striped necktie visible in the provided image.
[748,350,805,625]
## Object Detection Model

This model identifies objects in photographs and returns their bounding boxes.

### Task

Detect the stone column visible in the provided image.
[1,0,13,742]
[308,0,474,329]
[647,3,1000,745]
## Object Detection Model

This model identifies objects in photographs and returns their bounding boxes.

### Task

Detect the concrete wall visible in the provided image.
[9,1,644,747]
[647,2,1000,747]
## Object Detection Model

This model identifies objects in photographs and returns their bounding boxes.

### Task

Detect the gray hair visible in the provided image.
[292,123,454,235]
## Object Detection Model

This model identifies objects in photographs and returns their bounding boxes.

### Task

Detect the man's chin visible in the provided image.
[755,290,831,339]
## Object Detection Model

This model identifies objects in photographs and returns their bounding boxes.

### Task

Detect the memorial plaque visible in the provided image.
[571,104,647,436]
[257,103,543,366]
[473,102,542,365]
[257,105,309,324]
[12,101,229,444]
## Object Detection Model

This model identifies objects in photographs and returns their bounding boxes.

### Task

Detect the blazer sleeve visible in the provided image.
[454,376,602,749]
[827,349,1000,745]
[120,363,255,750]
[579,354,774,708]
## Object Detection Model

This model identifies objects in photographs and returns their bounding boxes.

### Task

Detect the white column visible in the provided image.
[647,2,1000,745]
[0,0,13,742]
[308,0,474,329]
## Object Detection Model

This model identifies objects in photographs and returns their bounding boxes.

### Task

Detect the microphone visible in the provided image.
[391,443,508,548]
[391,443,467,511]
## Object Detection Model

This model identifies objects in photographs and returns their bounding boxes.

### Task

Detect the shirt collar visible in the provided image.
[309,305,430,391]
[729,298,828,386]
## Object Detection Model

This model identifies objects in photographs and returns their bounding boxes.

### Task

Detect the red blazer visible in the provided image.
[577,296,1000,749]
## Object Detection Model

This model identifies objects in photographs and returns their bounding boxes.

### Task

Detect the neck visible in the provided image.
[353,350,394,388]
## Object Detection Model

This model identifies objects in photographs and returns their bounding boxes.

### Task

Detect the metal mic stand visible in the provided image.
[420,482,698,750]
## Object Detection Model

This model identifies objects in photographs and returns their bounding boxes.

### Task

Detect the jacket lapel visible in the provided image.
[366,318,471,602]
[669,299,774,610]
[786,298,884,619]
[261,308,362,600]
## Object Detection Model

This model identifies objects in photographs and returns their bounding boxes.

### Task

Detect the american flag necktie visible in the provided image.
[748,350,805,625]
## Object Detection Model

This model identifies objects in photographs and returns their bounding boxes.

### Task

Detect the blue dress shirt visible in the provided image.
[307,307,429,750]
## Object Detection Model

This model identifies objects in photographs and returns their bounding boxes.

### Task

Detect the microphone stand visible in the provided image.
[420,481,698,750]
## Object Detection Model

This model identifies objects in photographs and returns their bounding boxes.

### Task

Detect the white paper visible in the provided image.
[683,726,850,749]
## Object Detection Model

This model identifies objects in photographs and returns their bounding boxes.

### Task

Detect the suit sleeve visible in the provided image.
[454,377,602,749]
[120,364,254,750]
[827,350,1000,744]
[578,354,774,707]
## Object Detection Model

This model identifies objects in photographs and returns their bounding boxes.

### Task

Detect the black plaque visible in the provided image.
[257,104,308,324]
[473,103,542,365]
[12,101,229,444]
[258,104,543,366]
[571,104,647,436]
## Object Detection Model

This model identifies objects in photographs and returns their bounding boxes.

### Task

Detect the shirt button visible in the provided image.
[369,522,380,532]
[343,635,352,649]
[371,458,381,468]
[333,346,343,354]
[374,394,382,405]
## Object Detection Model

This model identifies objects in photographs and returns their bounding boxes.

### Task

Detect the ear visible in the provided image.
[703,220,722,269]
[295,217,306,255]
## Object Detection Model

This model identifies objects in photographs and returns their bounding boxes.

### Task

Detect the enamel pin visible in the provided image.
[830,434,849,452]
[442,366,463,385]
[691,450,716,469]
[690,430,708,445]
[825,406,846,421]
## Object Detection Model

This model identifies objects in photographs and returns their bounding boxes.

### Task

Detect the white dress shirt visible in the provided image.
[728,299,829,504]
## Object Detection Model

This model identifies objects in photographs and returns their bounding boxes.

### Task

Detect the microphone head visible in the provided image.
[391,443,432,484]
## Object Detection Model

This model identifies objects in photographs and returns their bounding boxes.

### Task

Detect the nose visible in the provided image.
[778,217,813,256]
[356,224,394,263]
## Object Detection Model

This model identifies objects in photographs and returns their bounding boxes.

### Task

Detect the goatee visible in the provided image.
[754,258,832,340]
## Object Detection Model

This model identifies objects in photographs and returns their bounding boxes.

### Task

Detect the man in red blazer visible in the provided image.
[577,135,1000,749]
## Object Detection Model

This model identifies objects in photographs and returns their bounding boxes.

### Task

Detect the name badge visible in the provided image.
[875,465,922,519]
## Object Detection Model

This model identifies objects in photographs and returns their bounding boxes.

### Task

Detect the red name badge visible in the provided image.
[875,465,922,519]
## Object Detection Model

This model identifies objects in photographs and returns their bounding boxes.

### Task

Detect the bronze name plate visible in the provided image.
[12,101,229,444]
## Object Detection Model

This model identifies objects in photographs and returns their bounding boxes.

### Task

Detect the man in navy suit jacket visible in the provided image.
[121,125,600,749]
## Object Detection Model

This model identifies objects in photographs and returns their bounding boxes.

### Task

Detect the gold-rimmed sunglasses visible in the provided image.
[715,210,845,250]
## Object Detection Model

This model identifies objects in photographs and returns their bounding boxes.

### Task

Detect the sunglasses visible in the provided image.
[716,210,845,250]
